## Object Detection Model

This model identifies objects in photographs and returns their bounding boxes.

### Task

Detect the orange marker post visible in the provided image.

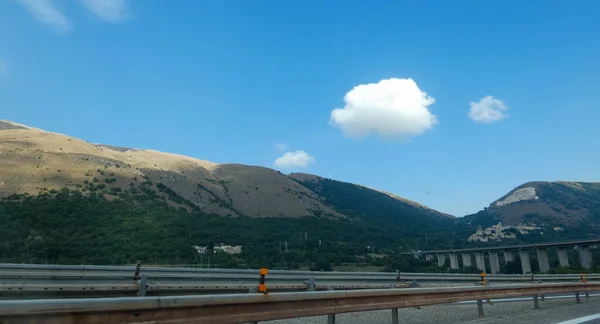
[258,268,268,294]
[480,272,487,286]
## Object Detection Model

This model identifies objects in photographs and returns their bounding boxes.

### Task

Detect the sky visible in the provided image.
[1,0,600,216]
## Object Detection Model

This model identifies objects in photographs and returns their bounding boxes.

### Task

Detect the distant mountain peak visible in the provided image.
[494,186,540,207]
[0,120,29,130]
[465,180,600,236]
[93,144,138,153]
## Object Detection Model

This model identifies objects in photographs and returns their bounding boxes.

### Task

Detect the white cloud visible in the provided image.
[330,78,438,140]
[16,0,71,34]
[274,151,315,169]
[468,95,508,123]
[80,0,129,22]
[274,142,288,152]
[16,0,129,33]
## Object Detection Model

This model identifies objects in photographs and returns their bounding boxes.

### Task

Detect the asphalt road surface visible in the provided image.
[266,295,600,324]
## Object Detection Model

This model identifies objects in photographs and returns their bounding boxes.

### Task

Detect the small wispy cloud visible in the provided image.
[15,0,130,34]
[468,95,509,123]
[16,0,72,34]
[275,142,289,152]
[274,151,315,170]
[80,0,129,22]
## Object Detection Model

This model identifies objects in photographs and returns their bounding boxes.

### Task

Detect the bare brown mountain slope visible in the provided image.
[0,120,343,218]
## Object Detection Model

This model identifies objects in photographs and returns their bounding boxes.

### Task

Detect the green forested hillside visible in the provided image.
[0,184,452,271]
[290,175,460,249]
[4,178,600,271]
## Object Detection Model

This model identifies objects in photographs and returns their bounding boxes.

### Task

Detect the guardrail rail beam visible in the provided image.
[0,282,598,324]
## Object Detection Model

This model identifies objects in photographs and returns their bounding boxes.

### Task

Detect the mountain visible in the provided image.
[0,120,451,221]
[2,120,599,268]
[460,181,600,242]
[0,120,345,219]
[0,120,457,267]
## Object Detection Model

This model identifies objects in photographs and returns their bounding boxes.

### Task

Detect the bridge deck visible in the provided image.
[403,238,600,255]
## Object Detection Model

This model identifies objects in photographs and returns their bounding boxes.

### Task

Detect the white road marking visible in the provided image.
[555,313,600,324]
[455,293,600,304]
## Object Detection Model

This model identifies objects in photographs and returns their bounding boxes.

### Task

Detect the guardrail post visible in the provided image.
[137,275,148,297]
[481,271,492,306]
[479,272,493,305]
[580,273,589,298]
[133,260,142,281]
[328,314,335,324]
[391,308,399,324]
[477,299,484,317]
[533,294,540,309]
[575,292,581,303]
[307,278,316,291]
[410,279,417,288]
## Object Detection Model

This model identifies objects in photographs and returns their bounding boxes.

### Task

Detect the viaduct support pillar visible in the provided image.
[461,253,472,267]
[536,248,550,273]
[449,253,459,269]
[425,254,433,262]
[503,251,515,264]
[474,252,486,272]
[579,246,593,269]
[557,247,569,268]
[488,251,500,274]
[437,253,447,267]
[519,250,532,274]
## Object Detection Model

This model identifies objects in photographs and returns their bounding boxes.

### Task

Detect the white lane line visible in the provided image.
[555,313,600,324]
[454,293,600,304]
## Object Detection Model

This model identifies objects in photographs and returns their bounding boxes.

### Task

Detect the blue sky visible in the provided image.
[2,0,600,216]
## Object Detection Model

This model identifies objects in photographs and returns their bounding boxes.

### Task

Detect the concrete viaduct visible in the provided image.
[404,238,599,274]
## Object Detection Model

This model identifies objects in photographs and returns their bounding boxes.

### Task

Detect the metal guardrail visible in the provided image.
[0,282,599,324]
[1,263,598,299]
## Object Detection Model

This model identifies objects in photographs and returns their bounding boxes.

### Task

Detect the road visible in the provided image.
[557,315,600,324]
[267,295,600,324]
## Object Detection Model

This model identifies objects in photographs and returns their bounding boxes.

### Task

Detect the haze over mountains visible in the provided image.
[2,120,600,244]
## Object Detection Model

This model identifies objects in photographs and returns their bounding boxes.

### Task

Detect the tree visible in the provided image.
[310,257,332,271]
